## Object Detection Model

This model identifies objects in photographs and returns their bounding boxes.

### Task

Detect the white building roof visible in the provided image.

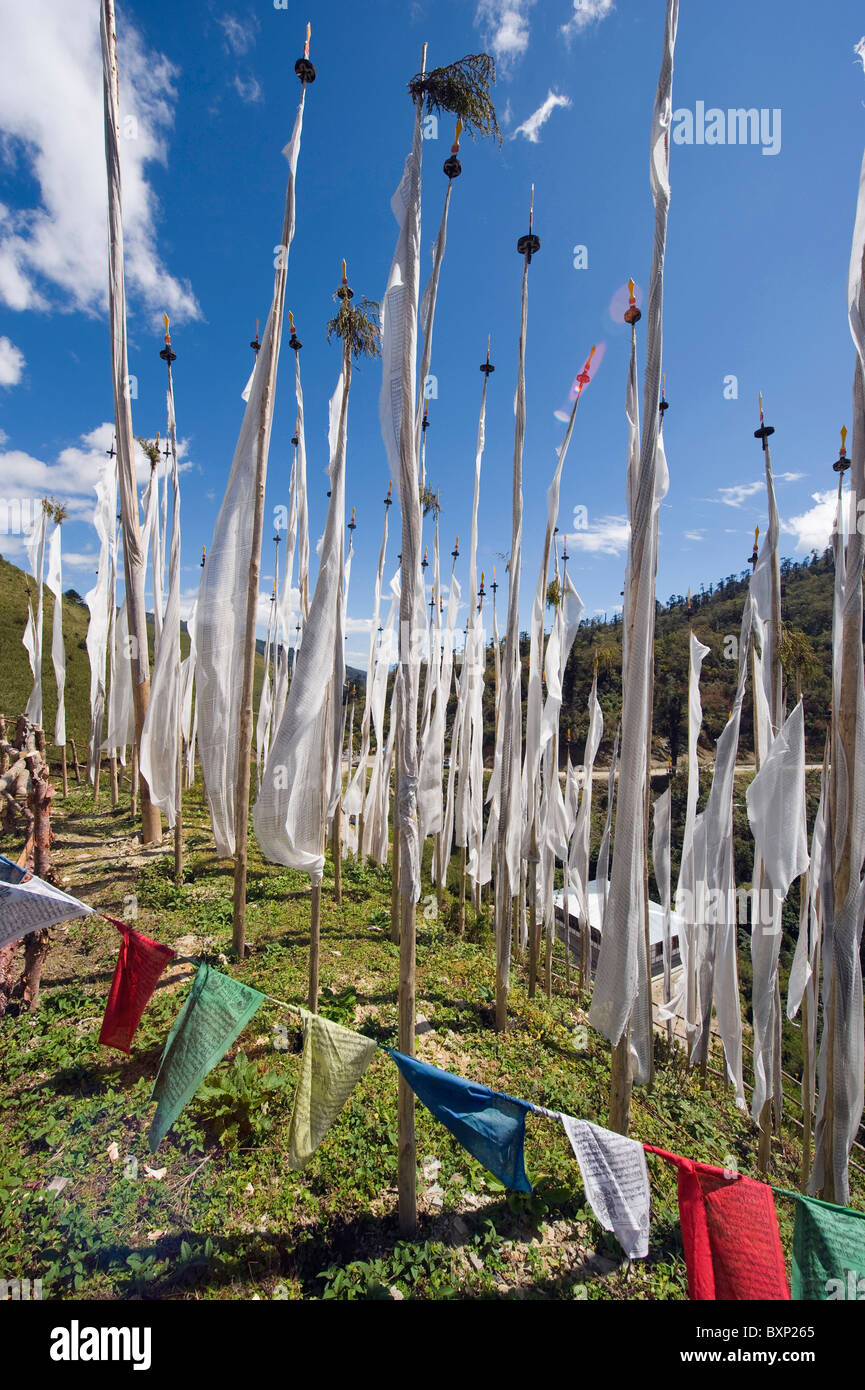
[553,880,683,948]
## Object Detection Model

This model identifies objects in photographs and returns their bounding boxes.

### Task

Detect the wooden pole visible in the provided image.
[800,975,812,1190]
[609,1029,633,1135]
[68,739,81,784]
[435,830,443,911]
[109,752,119,807]
[308,883,321,1011]
[309,682,331,1012]
[332,803,342,904]
[527,852,539,998]
[391,712,401,945]
[232,424,275,956]
[458,845,466,935]
[130,743,138,820]
[563,872,572,989]
[230,69,308,957]
[61,745,68,797]
[101,0,160,847]
[174,717,183,885]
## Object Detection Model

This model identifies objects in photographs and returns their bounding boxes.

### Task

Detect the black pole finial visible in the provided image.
[754,394,774,447]
[517,185,540,262]
[295,23,315,83]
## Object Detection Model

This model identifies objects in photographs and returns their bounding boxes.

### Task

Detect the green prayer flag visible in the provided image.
[779,1190,865,1301]
[149,963,265,1150]
[287,1009,377,1169]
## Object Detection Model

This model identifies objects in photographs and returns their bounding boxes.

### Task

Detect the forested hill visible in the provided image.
[499,547,836,767]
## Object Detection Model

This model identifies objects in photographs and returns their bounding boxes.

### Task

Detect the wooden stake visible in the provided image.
[174,718,183,886]
[527,856,539,998]
[309,683,331,1011]
[563,874,571,988]
[61,745,68,797]
[801,983,812,1190]
[308,883,322,1012]
[130,743,138,820]
[110,752,119,807]
[391,715,401,945]
[435,830,443,911]
[609,1029,633,1135]
[332,804,342,904]
[69,739,81,783]
[398,891,417,1234]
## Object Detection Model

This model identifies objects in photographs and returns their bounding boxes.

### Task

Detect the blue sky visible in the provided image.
[1,0,865,667]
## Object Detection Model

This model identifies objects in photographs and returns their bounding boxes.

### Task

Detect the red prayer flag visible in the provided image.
[99,918,176,1054]
[644,1145,790,1301]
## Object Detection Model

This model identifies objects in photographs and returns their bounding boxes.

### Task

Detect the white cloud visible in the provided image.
[0,0,199,323]
[566,516,630,556]
[218,14,258,56]
[0,335,25,386]
[856,36,865,73]
[474,1,537,64]
[714,480,764,508]
[710,472,804,509]
[781,489,846,553]
[561,0,615,41]
[683,529,704,542]
[233,75,263,105]
[512,90,571,143]
[0,421,193,530]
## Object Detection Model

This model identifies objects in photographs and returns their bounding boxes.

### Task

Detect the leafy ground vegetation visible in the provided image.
[1,778,862,1301]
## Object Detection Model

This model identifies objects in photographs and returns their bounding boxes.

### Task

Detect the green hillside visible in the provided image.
[0,552,263,756]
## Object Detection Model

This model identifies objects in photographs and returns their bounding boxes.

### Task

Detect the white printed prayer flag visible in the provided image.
[559,1113,651,1260]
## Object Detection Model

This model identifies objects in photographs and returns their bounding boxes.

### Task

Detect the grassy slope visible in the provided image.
[0,552,268,753]
[1,779,859,1302]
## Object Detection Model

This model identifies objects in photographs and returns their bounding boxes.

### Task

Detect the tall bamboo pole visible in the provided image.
[232,47,311,956]
[607,291,643,1133]
[100,0,160,845]
[160,319,184,885]
[495,192,537,1032]
[820,394,862,1202]
[754,397,783,1174]
[394,44,429,1238]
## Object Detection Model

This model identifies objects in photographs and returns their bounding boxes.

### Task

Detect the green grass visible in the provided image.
[0,777,860,1302]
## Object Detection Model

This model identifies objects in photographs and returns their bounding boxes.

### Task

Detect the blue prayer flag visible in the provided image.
[389,1049,532,1192]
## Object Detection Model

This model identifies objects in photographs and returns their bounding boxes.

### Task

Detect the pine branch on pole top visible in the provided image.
[408,54,501,145]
